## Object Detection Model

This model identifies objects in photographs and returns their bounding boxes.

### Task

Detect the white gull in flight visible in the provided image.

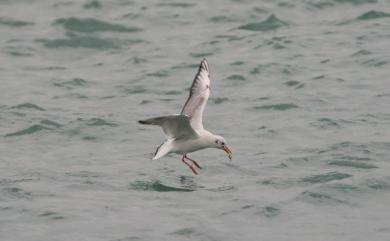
[138,59,232,175]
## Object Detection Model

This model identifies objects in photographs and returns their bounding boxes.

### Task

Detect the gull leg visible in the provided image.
[184,154,202,169]
[181,155,198,175]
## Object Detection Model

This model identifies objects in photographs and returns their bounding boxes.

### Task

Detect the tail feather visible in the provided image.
[138,120,150,125]
[138,115,196,139]
[138,117,165,126]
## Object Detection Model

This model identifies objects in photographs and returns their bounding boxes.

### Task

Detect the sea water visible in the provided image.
[1,0,390,240]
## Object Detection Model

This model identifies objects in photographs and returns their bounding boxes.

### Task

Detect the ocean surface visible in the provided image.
[1,0,390,240]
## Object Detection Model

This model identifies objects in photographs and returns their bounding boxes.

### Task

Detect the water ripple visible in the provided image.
[156,3,196,8]
[298,190,347,205]
[129,180,194,192]
[1,187,33,200]
[10,103,45,111]
[85,118,117,127]
[357,10,390,21]
[0,17,34,27]
[5,124,51,137]
[254,103,299,111]
[83,0,102,10]
[328,160,377,169]
[258,205,281,218]
[53,78,89,89]
[39,211,65,220]
[300,172,352,184]
[53,17,142,33]
[38,36,130,49]
[238,14,288,32]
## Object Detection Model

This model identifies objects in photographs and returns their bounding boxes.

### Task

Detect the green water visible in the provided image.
[1,0,390,240]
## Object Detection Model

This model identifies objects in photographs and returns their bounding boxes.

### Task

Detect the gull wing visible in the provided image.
[181,59,210,131]
[138,115,197,139]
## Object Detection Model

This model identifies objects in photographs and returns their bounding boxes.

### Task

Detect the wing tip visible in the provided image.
[200,58,209,72]
[138,120,149,124]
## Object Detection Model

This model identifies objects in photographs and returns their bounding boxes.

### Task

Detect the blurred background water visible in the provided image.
[1,0,390,240]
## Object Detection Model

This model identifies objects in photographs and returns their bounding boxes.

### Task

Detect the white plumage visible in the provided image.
[139,59,232,174]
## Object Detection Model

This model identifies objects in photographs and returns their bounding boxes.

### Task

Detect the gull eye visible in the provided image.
[222,142,225,145]
[215,140,218,144]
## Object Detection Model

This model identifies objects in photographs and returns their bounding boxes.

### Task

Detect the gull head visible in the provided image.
[213,135,232,160]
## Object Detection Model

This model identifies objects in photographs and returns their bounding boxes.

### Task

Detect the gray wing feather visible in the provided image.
[181,59,210,131]
[138,115,197,139]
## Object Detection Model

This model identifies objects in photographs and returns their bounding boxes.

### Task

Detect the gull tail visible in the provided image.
[153,140,174,160]
[138,115,196,139]
[138,116,170,125]
[138,119,153,125]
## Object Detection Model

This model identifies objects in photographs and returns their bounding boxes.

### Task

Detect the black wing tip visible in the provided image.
[138,120,148,124]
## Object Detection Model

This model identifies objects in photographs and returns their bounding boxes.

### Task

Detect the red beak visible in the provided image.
[223,145,232,160]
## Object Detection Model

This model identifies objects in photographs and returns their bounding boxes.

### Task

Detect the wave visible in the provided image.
[238,14,288,32]
[129,180,193,192]
[254,103,299,111]
[53,17,142,33]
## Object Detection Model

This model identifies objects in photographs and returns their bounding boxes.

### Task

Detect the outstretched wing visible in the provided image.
[181,59,210,131]
[138,115,197,139]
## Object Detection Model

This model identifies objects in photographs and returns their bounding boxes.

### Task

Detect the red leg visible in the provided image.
[181,155,198,175]
[184,154,202,169]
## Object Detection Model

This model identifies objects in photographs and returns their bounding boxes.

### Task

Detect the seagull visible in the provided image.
[138,59,232,175]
